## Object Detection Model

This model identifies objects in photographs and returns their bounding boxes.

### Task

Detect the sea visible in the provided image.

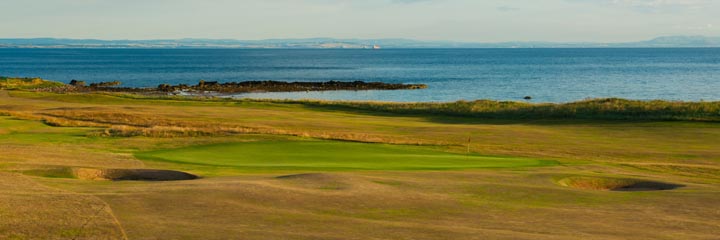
[1,48,719,103]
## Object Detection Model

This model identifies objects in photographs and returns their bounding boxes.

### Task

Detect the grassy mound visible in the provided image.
[136,140,557,171]
[0,77,65,90]
[557,176,682,191]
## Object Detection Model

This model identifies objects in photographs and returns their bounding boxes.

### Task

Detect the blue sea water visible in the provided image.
[1,48,719,102]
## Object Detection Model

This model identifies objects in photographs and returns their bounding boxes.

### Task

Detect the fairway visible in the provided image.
[136,140,556,171]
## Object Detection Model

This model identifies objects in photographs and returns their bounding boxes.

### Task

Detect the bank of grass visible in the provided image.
[0,77,66,90]
[281,98,720,122]
[10,90,720,121]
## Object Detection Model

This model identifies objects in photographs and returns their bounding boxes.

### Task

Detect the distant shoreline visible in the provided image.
[1,35,719,48]
[3,47,720,49]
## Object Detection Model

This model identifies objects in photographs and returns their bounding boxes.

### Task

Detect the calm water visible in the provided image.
[1,48,719,102]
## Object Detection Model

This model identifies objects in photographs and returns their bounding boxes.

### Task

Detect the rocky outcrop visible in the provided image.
[49,79,427,94]
[157,80,428,93]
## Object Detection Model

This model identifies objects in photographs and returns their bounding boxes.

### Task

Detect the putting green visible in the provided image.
[136,140,557,171]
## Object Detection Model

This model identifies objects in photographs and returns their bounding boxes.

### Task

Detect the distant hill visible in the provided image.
[0,36,718,48]
[633,36,720,47]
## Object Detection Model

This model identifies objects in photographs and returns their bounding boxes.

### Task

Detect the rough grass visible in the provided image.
[276,98,720,121]
[0,77,65,90]
[9,90,720,121]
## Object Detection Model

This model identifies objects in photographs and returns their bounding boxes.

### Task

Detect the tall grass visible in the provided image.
[84,93,720,121]
[8,89,720,121]
[0,77,66,90]
[275,98,720,121]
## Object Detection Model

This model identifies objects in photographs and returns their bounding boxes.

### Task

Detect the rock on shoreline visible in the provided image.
[157,80,428,93]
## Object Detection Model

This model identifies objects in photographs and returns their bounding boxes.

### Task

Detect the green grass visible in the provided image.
[0,116,95,144]
[135,140,557,171]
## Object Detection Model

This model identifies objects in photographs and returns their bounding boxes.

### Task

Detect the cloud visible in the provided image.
[572,0,711,12]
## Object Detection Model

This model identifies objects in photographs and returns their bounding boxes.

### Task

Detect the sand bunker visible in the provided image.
[73,168,198,181]
[557,176,682,191]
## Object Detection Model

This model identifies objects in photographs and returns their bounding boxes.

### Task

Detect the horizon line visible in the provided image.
[1,35,719,43]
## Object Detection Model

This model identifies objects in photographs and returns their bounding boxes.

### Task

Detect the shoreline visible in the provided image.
[59,79,428,94]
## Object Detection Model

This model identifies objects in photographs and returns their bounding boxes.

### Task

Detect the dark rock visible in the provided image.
[69,80,86,87]
[158,84,172,91]
[53,79,428,94]
[172,80,428,93]
[89,81,121,88]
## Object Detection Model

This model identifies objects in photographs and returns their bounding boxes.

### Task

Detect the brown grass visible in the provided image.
[273,97,720,121]
[0,77,66,90]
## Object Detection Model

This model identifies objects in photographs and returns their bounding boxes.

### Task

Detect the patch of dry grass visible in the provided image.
[0,77,66,90]
[0,172,126,239]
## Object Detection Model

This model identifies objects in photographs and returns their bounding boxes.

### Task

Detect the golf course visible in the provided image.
[1,85,719,239]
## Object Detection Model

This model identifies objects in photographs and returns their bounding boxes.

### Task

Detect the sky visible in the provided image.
[1,0,718,42]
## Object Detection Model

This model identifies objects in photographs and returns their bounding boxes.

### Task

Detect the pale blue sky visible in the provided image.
[1,0,718,42]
